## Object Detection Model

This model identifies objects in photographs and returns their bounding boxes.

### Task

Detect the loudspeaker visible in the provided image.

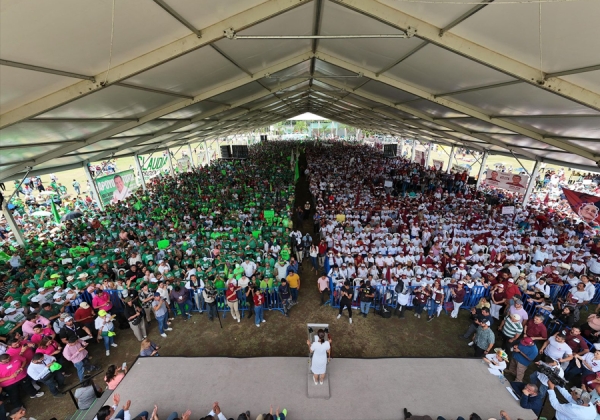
[260,134,268,142]
[231,145,249,159]
[383,144,398,157]
[220,145,231,159]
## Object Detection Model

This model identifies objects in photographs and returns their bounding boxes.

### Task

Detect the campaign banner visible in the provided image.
[481,170,530,194]
[95,169,139,205]
[452,163,469,174]
[432,159,444,171]
[562,188,600,229]
[138,155,169,179]
[177,156,191,172]
[414,150,425,166]
[501,206,515,215]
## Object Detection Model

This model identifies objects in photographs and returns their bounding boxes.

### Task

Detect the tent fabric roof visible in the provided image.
[1,0,599,181]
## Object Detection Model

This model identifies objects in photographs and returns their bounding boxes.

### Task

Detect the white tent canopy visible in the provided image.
[1,0,599,182]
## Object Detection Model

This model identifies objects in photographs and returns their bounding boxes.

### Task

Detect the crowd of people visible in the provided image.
[0,139,600,419]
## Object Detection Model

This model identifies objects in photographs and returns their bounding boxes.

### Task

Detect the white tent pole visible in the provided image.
[167,149,175,174]
[522,161,542,207]
[475,151,489,189]
[447,146,456,173]
[187,144,195,168]
[83,163,104,211]
[1,203,25,247]
[411,140,416,163]
[204,142,210,166]
[134,154,147,192]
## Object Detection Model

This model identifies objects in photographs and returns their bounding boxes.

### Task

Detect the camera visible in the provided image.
[205,286,217,297]
[538,364,568,387]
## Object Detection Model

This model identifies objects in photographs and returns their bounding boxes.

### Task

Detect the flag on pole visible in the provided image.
[50,200,60,224]
[133,200,142,211]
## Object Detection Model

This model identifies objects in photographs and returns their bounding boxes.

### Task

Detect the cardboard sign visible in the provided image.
[384,180,393,188]
[432,159,444,171]
[263,210,275,219]
[502,206,515,215]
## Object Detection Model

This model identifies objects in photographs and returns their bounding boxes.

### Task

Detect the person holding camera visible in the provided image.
[203,282,218,322]
[547,380,596,420]
[529,359,564,400]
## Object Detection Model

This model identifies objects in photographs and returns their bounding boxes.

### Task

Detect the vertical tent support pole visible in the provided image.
[187,144,195,168]
[167,149,174,174]
[447,146,456,173]
[522,160,542,207]
[134,154,147,192]
[475,151,489,189]
[411,140,416,163]
[83,163,104,211]
[1,204,25,247]
[204,141,210,166]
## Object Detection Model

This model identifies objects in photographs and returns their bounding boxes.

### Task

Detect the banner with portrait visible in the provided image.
[562,188,600,229]
[414,150,425,166]
[95,170,139,206]
[432,159,444,171]
[481,170,530,194]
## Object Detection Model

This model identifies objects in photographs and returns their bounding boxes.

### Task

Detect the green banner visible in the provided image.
[139,155,169,179]
[95,169,139,206]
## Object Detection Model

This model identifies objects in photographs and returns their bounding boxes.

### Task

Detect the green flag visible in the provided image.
[294,159,300,183]
[50,201,60,224]
[133,200,142,211]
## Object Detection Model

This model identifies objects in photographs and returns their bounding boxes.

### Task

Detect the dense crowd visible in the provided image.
[305,143,600,418]
[1,140,600,419]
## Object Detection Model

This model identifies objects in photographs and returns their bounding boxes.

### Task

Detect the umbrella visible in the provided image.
[31,211,52,218]
[61,211,83,221]
[39,191,57,196]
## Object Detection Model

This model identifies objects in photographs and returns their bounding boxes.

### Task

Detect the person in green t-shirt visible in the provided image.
[0,319,17,337]
[39,302,62,321]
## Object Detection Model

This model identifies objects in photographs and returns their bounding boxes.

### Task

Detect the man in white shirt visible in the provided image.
[241,259,257,278]
[27,353,65,397]
[541,333,573,364]
[547,382,596,420]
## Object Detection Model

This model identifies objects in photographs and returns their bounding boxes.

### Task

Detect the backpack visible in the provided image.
[394,281,404,294]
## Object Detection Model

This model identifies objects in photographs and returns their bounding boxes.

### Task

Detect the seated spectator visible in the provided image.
[140,338,160,357]
[509,382,543,415]
[104,364,127,390]
[74,376,103,410]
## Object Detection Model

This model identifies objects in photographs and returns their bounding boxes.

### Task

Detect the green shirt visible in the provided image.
[0,321,16,336]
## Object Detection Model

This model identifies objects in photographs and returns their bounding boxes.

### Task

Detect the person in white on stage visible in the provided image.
[307,329,331,385]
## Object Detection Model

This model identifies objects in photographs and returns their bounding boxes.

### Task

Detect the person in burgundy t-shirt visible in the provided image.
[523,314,548,344]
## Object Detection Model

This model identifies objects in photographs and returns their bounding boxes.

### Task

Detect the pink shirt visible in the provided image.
[22,316,50,336]
[0,355,27,387]
[317,276,329,292]
[36,341,60,356]
[30,328,55,345]
[63,341,88,364]
[6,342,35,364]
[92,294,112,312]
[106,372,125,390]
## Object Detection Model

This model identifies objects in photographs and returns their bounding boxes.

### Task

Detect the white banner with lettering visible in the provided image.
[482,170,530,194]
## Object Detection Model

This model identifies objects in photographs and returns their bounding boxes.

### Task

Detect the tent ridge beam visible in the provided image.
[375,42,427,76]
[0,59,95,81]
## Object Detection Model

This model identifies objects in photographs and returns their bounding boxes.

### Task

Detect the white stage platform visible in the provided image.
[112,357,535,420]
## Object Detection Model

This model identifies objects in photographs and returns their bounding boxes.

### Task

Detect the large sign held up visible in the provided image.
[481,170,530,194]
[95,170,139,205]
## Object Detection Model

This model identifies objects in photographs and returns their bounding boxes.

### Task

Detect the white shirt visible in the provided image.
[544,336,573,360]
[95,315,115,332]
[27,354,56,381]
[548,387,596,420]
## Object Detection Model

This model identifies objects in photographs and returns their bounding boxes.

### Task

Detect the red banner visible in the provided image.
[562,187,600,228]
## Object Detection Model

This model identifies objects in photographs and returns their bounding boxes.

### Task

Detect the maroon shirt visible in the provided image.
[524,319,548,340]
[565,333,589,353]
[454,288,466,304]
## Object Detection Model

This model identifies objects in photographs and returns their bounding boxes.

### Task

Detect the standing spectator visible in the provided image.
[92,289,113,314]
[546,382,596,419]
[499,313,523,350]
[203,283,218,322]
[359,280,375,318]
[309,244,319,273]
[123,297,146,342]
[74,302,96,335]
[253,287,266,327]
[523,314,548,345]
[450,281,466,318]
[95,310,117,356]
[0,353,44,406]
[286,270,300,303]
[139,283,155,323]
[507,337,538,382]
[225,284,241,323]
[562,326,590,369]
[59,316,92,344]
[541,332,574,366]
[461,307,492,340]
[170,285,194,320]
[152,293,172,338]
[337,280,353,324]
[472,320,495,357]
[317,273,330,305]
[26,353,65,398]
[72,179,81,195]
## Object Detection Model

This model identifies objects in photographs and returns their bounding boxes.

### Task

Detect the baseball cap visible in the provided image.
[98,310,107,317]
[521,337,534,346]
[79,302,90,309]
[512,314,521,321]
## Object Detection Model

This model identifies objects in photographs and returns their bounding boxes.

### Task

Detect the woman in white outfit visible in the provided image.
[307,329,331,385]
[483,348,508,376]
